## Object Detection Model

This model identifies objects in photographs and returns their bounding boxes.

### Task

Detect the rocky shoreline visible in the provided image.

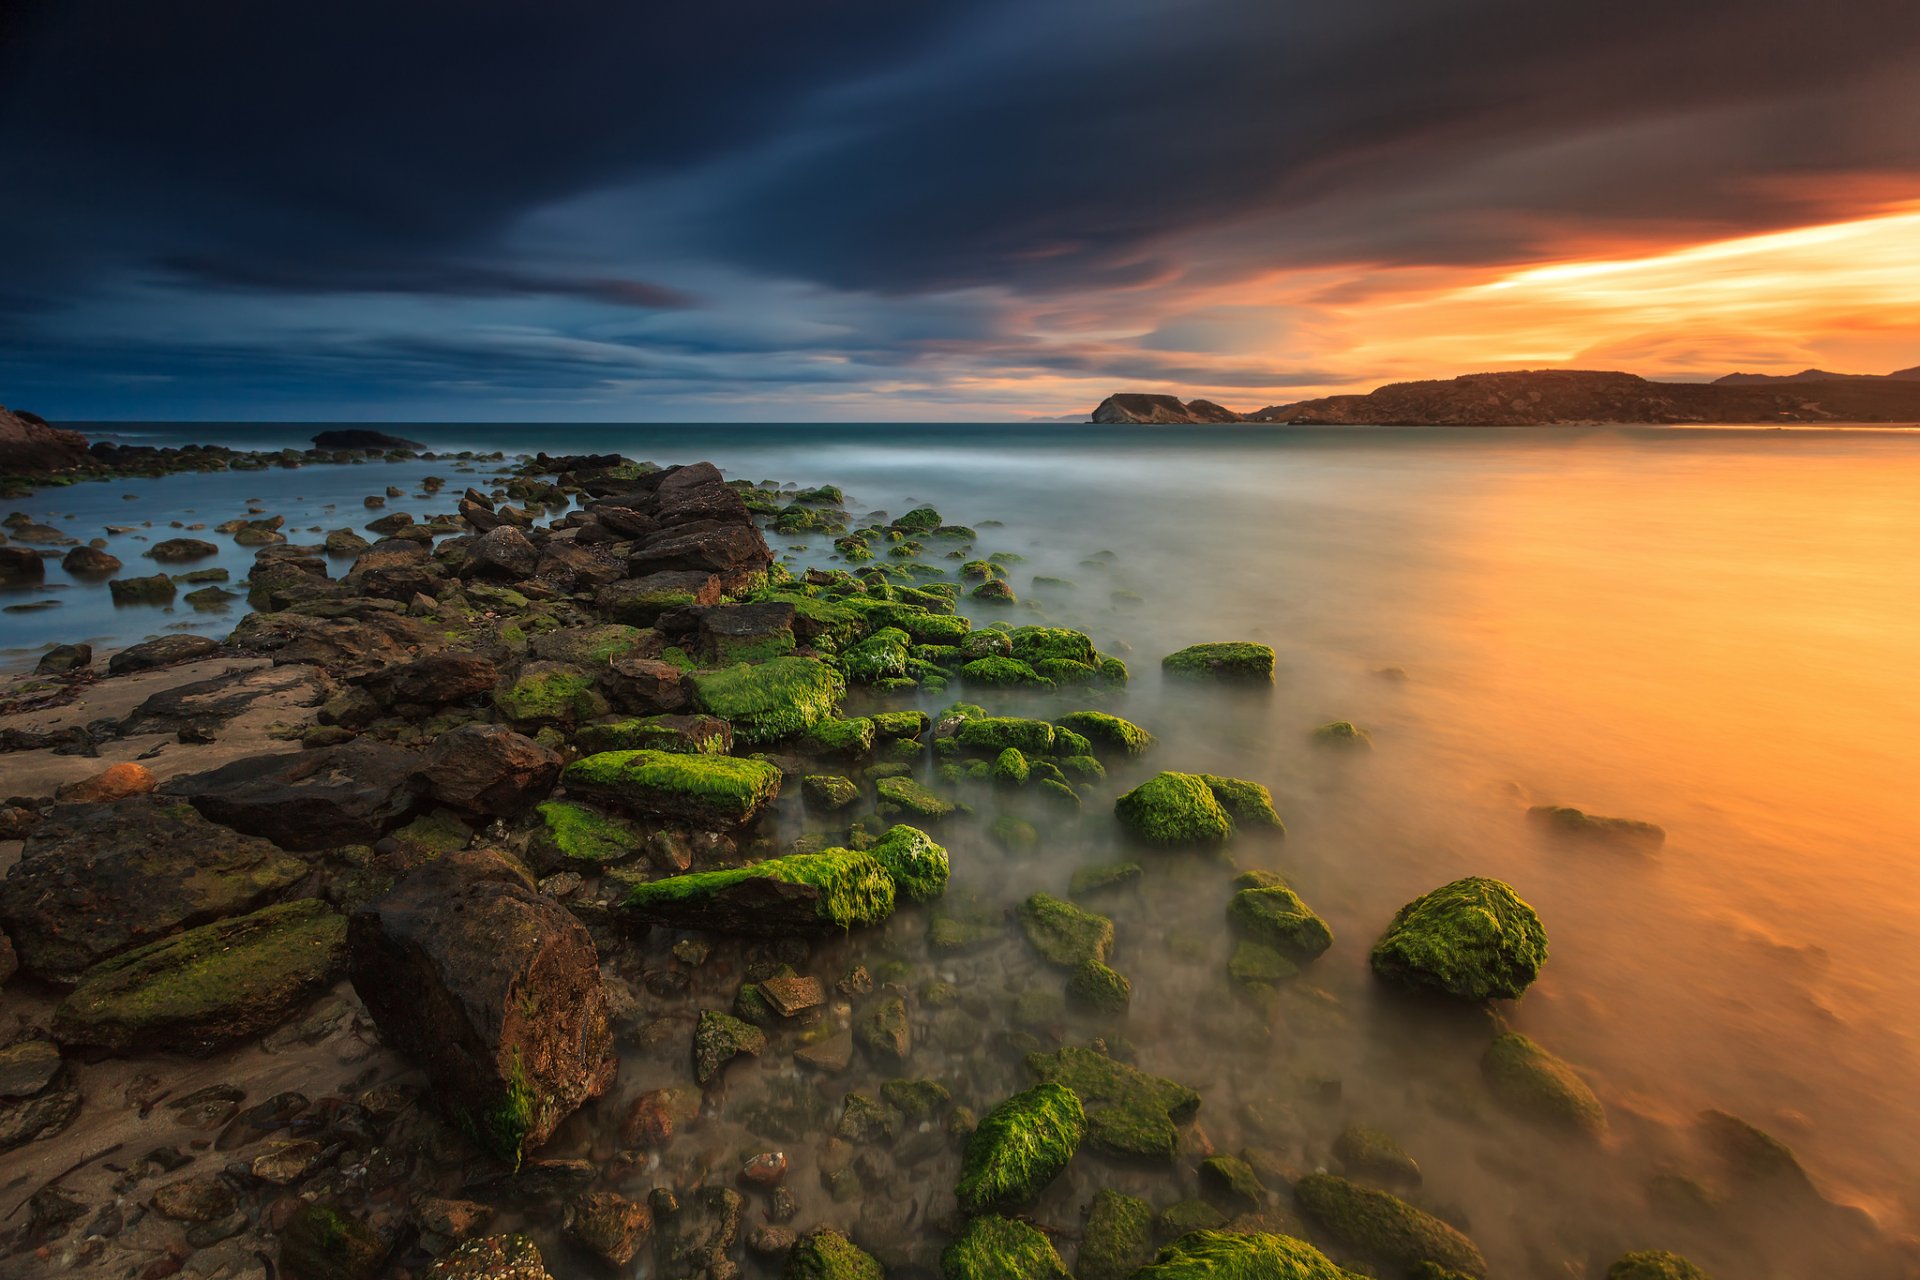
[0,445,1874,1280]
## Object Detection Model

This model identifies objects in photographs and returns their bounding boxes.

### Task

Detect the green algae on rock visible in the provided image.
[1076,1188,1155,1280]
[1162,642,1275,681]
[693,1009,767,1084]
[802,774,861,812]
[1482,1031,1606,1136]
[562,749,782,826]
[691,657,844,743]
[1115,772,1235,846]
[956,715,1057,755]
[1311,720,1372,749]
[1070,860,1142,898]
[1333,1123,1423,1187]
[1054,710,1153,757]
[785,1228,885,1280]
[1018,893,1114,968]
[941,1213,1069,1280]
[1200,1155,1267,1209]
[960,654,1043,685]
[990,746,1031,785]
[1158,1200,1227,1237]
[530,800,641,867]
[1607,1250,1712,1280]
[867,823,950,902]
[875,775,958,821]
[573,714,732,756]
[621,849,897,934]
[492,663,607,726]
[843,626,913,683]
[1202,775,1285,830]
[1292,1173,1486,1277]
[54,899,347,1055]
[803,716,878,758]
[1067,958,1133,1013]
[1025,1045,1200,1161]
[955,1081,1086,1212]
[1132,1229,1363,1280]
[870,709,931,739]
[1228,871,1332,963]
[1528,804,1666,851]
[1370,876,1547,1001]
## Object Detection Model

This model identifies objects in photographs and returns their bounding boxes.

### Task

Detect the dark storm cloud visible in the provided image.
[161,255,694,309]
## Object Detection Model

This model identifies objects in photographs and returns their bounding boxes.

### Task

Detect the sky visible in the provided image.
[2,1,1919,422]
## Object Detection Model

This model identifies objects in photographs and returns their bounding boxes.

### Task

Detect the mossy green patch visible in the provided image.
[802,774,860,811]
[1292,1173,1486,1277]
[691,657,844,743]
[1133,1230,1360,1280]
[1228,873,1332,962]
[1481,1032,1606,1136]
[1311,720,1372,749]
[1025,1045,1200,1161]
[956,716,1056,755]
[623,849,896,931]
[532,800,640,865]
[1162,642,1275,682]
[960,654,1041,684]
[1607,1251,1711,1280]
[1369,876,1548,1001]
[875,775,958,820]
[1054,710,1153,757]
[869,709,930,739]
[785,1228,885,1280]
[1202,775,1284,830]
[1018,893,1114,969]
[843,627,912,683]
[1077,1189,1154,1280]
[1116,772,1234,846]
[990,746,1030,785]
[1067,958,1132,1013]
[867,823,949,902]
[941,1214,1069,1280]
[1069,861,1141,898]
[493,666,606,725]
[1008,625,1096,666]
[564,749,782,825]
[574,714,730,755]
[803,716,877,758]
[955,1081,1086,1212]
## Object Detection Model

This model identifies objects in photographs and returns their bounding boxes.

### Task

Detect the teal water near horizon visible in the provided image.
[5,421,1920,1274]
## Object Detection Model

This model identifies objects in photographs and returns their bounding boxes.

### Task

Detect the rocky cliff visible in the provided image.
[0,405,89,472]
[1089,393,1244,424]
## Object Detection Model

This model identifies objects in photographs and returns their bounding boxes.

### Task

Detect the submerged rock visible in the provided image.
[1369,876,1548,1001]
[1292,1173,1486,1277]
[1332,1123,1422,1187]
[955,1081,1086,1212]
[1161,642,1275,681]
[1115,772,1234,846]
[1481,1032,1606,1136]
[1132,1230,1359,1279]
[1019,893,1114,968]
[279,1203,390,1280]
[53,899,347,1054]
[620,850,896,933]
[1311,721,1372,749]
[1076,1188,1154,1280]
[1026,1045,1200,1161]
[866,823,950,901]
[347,851,615,1164]
[1054,710,1153,757]
[785,1227,883,1279]
[1607,1250,1712,1280]
[563,749,782,826]
[941,1214,1069,1280]
[1528,804,1666,850]
[1227,871,1332,963]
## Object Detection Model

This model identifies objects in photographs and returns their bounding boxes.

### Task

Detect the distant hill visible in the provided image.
[1088,367,1920,426]
[1717,365,1920,385]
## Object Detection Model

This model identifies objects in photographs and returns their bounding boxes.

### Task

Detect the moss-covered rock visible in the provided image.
[693,1009,767,1084]
[991,814,1040,853]
[803,716,877,758]
[969,579,1018,605]
[691,657,844,743]
[940,1214,1069,1280]
[961,654,1043,685]
[493,662,607,726]
[1292,1173,1486,1277]
[1369,877,1548,1001]
[574,714,732,756]
[621,850,896,933]
[1025,1045,1199,1161]
[1162,642,1275,682]
[875,775,958,821]
[956,716,1056,755]
[1018,893,1114,968]
[881,1077,951,1120]
[530,801,641,867]
[1527,805,1666,851]
[54,899,347,1055]
[867,823,949,902]
[1311,721,1371,749]
[843,627,912,683]
[1481,1032,1606,1136]
[802,774,861,811]
[870,710,931,740]
[1332,1124,1422,1187]
[1008,626,1096,666]
[1076,1189,1154,1280]
[1132,1230,1360,1280]
[784,1229,884,1280]
[1115,772,1234,846]
[1199,1155,1267,1209]
[1067,959,1132,1013]
[991,746,1031,785]
[1053,711,1153,757]
[1157,1201,1227,1238]
[1228,872,1332,962]
[858,993,912,1063]
[1202,775,1284,830]
[1606,1251,1711,1280]
[1070,861,1142,898]
[955,1081,1086,1212]
[563,750,782,826]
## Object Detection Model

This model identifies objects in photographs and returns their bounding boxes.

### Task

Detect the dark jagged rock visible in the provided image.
[61,546,121,575]
[652,1185,743,1280]
[1088,393,1246,424]
[348,850,615,1164]
[107,633,221,675]
[0,546,47,584]
[628,524,772,594]
[465,525,540,580]
[227,608,444,672]
[0,405,89,472]
[166,738,422,850]
[595,571,724,625]
[354,652,498,708]
[419,724,563,816]
[35,643,92,674]
[0,797,307,981]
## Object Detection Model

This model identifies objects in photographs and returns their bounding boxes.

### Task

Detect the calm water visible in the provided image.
[6,423,1919,1275]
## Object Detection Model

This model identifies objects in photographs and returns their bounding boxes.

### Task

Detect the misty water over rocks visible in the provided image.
[1,422,1917,1280]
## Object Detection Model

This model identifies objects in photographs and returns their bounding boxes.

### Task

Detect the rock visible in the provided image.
[53,899,349,1054]
[1528,804,1666,851]
[1199,1154,1266,1208]
[0,797,307,980]
[748,1223,797,1258]
[227,607,443,672]
[866,823,949,901]
[1115,771,1234,846]
[574,713,734,756]
[1026,1046,1200,1161]
[493,661,608,727]
[758,972,825,1017]
[355,652,498,707]
[942,1214,1069,1280]
[1607,1251,1711,1280]
[1332,1123,1422,1187]
[1202,775,1284,829]
[563,749,782,826]
[1697,1109,1822,1200]
[1292,1173,1486,1277]
[696,601,797,664]
[1227,871,1331,962]
[425,1233,553,1279]
[54,761,156,804]
[148,537,219,562]
[619,1088,682,1148]
[652,1186,743,1280]
[313,428,424,449]
[325,528,371,555]
[108,572,175,603]
[628,523,774,594]
[1161,642,1275,681]
[166,739,423,850]
[1066,959,1132,1013]
[120,661,328,739]
[1481,1032,1606,1136]
[796,1030,855,1074]
[1019,893,1113,968]
[365,512,415,535]
[252,1139,327,1184]
[690,657,844,744]
[740,1150,788,1186]
[605,654,692,713]
[0,1041,61,1099]
[0,405,89,472]
[528,801,642,869]
[279,1203,390,1280]
[420,724,563,816]
[348,850,615,1163]
[62,546,121,575]
[874,775,957,820]
[802,775,860,811]
[1312,720,1373,749]
[784,1228,883,1279]
[1132,1231,1356,1280]
[857,994,911,1064]
[35,642,92,673]
[594,570,723,625]
[1053,710,1153,757]
[565,1191,652,1268]
[466,525,539,580]
[620,850,895,934]
[151,1174,237,1222]
[0,1075,80,1152]
[1369,877,1548,1001]
[842,627,911,683]
[956,1081,1085,1212]
[108,633,220,674]
[693,1010,768,1083]
[1076,1189,1153,1280]
[0,545,46,583]
[413,1198,495,1242]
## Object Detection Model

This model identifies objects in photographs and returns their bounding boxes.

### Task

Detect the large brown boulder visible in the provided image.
[0,406,87,472]
[420,724,563,816]
[347,850,615,1164]
[626,525,771,594]
[227,608,444,672]
[354,652,498,708]
[465,525,539,581]
[0,797,307,981]
[165,739,422,850]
